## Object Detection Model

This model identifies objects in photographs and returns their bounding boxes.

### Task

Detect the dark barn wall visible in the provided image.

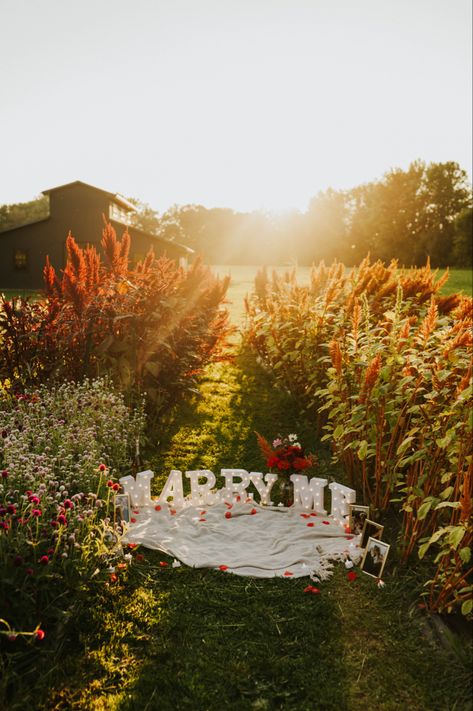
[0,219,62,290]
[0,183,191,291]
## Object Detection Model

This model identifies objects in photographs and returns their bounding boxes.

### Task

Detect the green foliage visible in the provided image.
[0,195,49,232]
[245,258,473,616]
[0,224,231,419]
[0,378,146,686]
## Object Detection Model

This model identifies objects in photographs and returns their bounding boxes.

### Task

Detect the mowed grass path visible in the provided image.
[35,353,471,711]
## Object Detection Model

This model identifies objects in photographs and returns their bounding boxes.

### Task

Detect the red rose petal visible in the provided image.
[170,509,177,515]
[154,505,162,511]
[310,512,318,517]
[225,502,233,509]
[347,571,358,582]
[283,571,293,576]
[133,510,140,514]
[322,520,330,525]
[307,522,315,527]
[199,518,207,522]
[225,512,232,519]
[304,585,321,594]
[236,495,241,502]
[159,561,169,567]
[246,498,252,503]
[219,565,228,571]
[345,535,354,540]
[130,517,137,523]
[200,511,206,515]
[250,508,257,515]
[300,513,310,519]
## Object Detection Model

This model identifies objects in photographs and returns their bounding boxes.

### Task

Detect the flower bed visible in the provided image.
[245,258,473,616]
[0,378,146,645]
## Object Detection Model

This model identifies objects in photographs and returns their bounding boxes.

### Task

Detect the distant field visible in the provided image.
[212,265,472,324]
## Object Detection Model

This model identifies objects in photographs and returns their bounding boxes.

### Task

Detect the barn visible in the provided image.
[0,181,193,290]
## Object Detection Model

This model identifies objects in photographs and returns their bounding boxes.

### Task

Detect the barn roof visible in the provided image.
[42,180,137,213]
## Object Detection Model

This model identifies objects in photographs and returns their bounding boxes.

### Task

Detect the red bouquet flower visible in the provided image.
[256,432,314,476]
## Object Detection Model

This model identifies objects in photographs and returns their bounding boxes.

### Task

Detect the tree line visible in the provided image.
[1,160,471,267]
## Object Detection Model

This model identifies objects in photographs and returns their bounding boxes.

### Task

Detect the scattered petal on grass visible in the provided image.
[304,585,320,595]
[159,561,169,568]
[347,571,358,582]
[219,565,228,571]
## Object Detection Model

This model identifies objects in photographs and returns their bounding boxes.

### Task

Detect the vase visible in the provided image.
[275,475,293,507]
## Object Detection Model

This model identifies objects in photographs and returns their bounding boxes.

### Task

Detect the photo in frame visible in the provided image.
[360,519,384,548]
[348,504,370,535]
[114,493,131,524]
[360,537,390,579]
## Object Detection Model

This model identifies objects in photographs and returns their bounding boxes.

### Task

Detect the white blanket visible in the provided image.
[122,500,360,578]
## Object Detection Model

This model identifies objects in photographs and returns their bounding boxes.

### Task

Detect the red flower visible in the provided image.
[293,457,311,470]
[109,573,118,583]
[345,535,354,540]
[7,504,16,515]
[63,499,74,509]
[35,629,46,641]
[99,464,107,472]
[57,514,67,526]
[29,495,40,505]
[277,460,291,471]
[347,571,358,582]
[1,470,8,479]
[39,555,49,565]
[219,565,228,571]
[127,543,137,549]
[112,483,120,492]
[25,567,34,576]
[106,480,114,487]
[225,512,232,519]
[304,585,320,594]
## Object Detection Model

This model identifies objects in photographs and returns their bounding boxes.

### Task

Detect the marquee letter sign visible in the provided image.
[119,469,356,521]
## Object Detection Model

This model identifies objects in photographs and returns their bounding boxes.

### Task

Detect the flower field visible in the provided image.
[0,250,471,710]
[244,258,473,617]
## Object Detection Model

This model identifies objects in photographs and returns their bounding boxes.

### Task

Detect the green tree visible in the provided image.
[0,195,49,232]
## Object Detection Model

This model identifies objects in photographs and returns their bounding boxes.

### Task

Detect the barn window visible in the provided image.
[13,249,28,270]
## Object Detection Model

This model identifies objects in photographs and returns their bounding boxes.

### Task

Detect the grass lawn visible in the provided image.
[9,352,470,711]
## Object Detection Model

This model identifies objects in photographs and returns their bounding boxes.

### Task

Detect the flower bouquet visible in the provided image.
[255,432,314,507]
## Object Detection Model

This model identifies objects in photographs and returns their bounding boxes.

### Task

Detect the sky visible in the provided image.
[0,0,471,214]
